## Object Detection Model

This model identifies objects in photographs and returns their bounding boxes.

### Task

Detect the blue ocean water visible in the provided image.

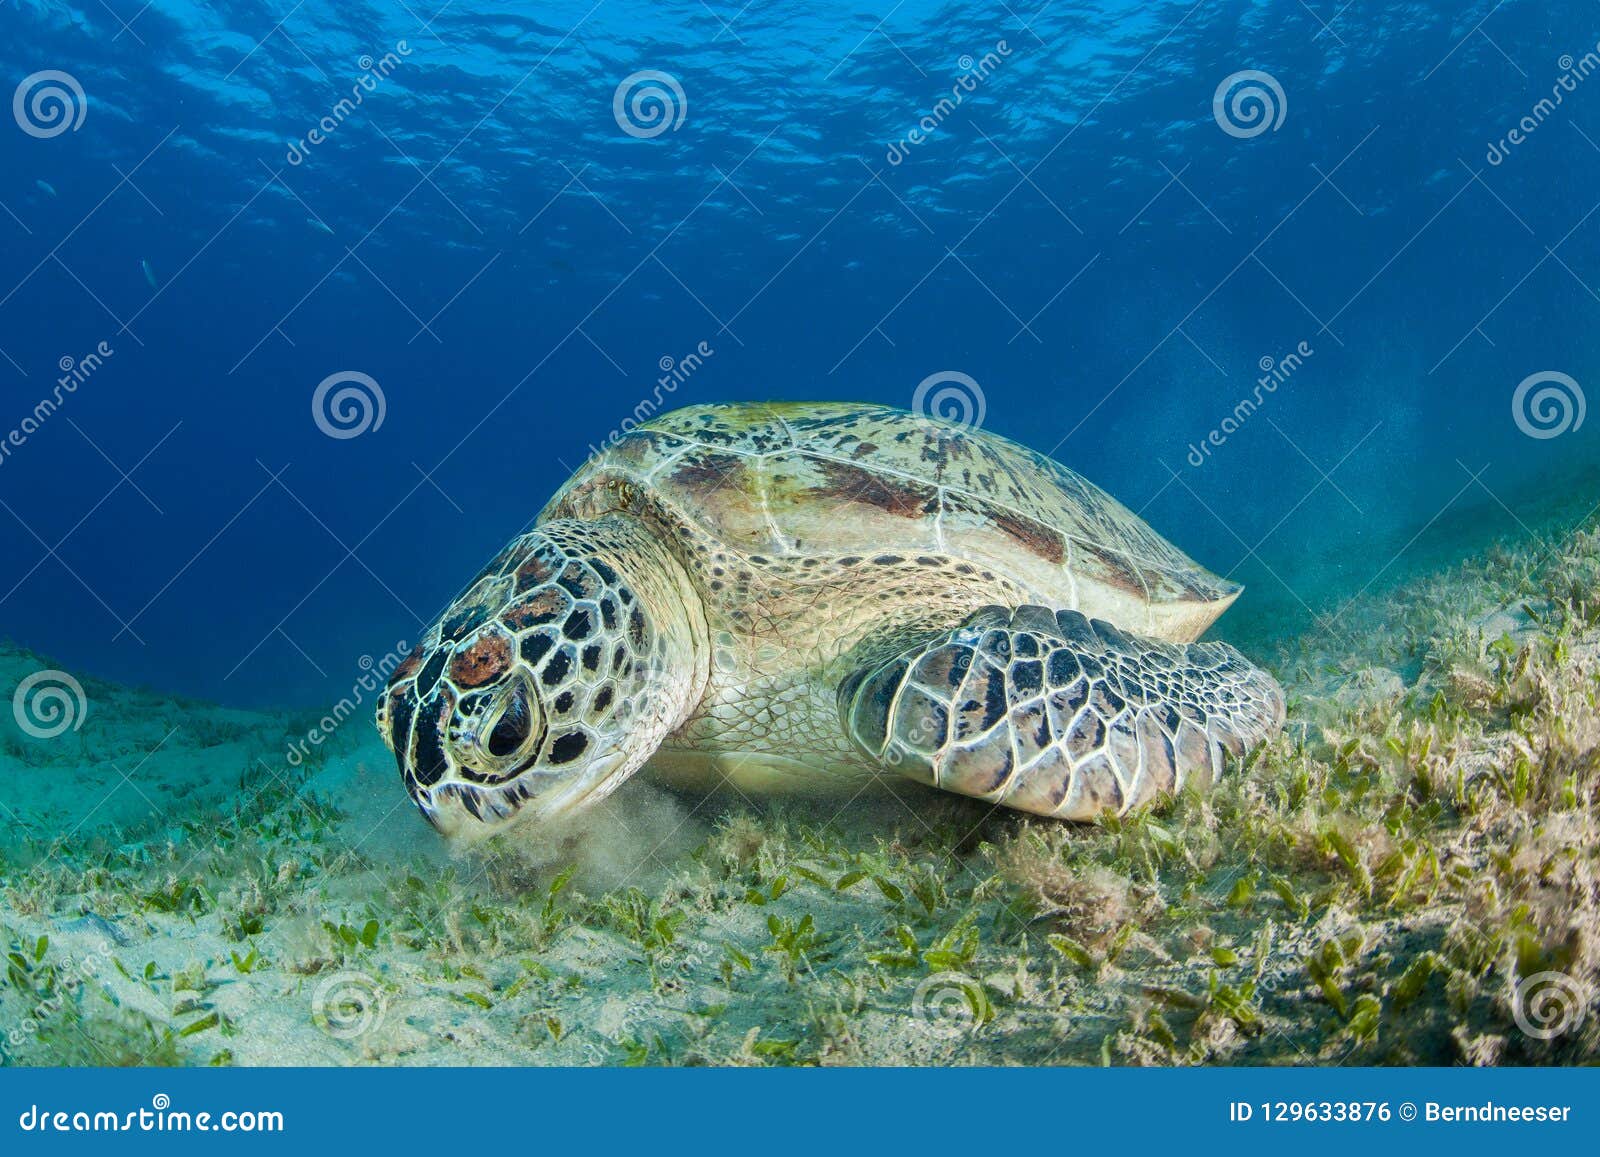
[0,0,1596,710]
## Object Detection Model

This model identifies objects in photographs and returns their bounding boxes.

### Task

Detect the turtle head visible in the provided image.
[376,518,705,841]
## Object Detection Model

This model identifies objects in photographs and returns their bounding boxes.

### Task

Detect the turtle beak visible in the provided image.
[415,798,452,837]
[526,747,635,823]
[417,747,636,842]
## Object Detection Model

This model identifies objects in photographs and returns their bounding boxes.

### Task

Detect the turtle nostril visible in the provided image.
[487,687,532,757]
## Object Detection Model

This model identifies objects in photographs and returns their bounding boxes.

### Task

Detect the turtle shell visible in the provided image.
[541,402,1239,641]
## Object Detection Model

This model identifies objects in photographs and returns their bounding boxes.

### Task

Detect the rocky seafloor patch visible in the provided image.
[2,515,1598,1067]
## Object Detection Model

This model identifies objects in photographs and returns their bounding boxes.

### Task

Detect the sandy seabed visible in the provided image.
[2,502,1599,1067]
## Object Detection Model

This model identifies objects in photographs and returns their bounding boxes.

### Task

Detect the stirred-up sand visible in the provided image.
[2,501,1598,1067]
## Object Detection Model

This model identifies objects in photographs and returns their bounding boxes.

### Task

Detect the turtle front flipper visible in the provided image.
[840,605,1285,819]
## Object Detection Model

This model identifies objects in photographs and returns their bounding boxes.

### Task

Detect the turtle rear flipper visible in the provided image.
[841,605,1285,819]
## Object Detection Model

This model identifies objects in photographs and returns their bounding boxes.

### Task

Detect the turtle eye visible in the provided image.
[487,686,533,757]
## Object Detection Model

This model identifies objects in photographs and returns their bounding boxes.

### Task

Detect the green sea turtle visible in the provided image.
[376,402,1284,839]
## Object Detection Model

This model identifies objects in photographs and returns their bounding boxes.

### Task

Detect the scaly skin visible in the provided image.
[376,514,706,838]
[377,402,1284,839]
[841,605,1287,819]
